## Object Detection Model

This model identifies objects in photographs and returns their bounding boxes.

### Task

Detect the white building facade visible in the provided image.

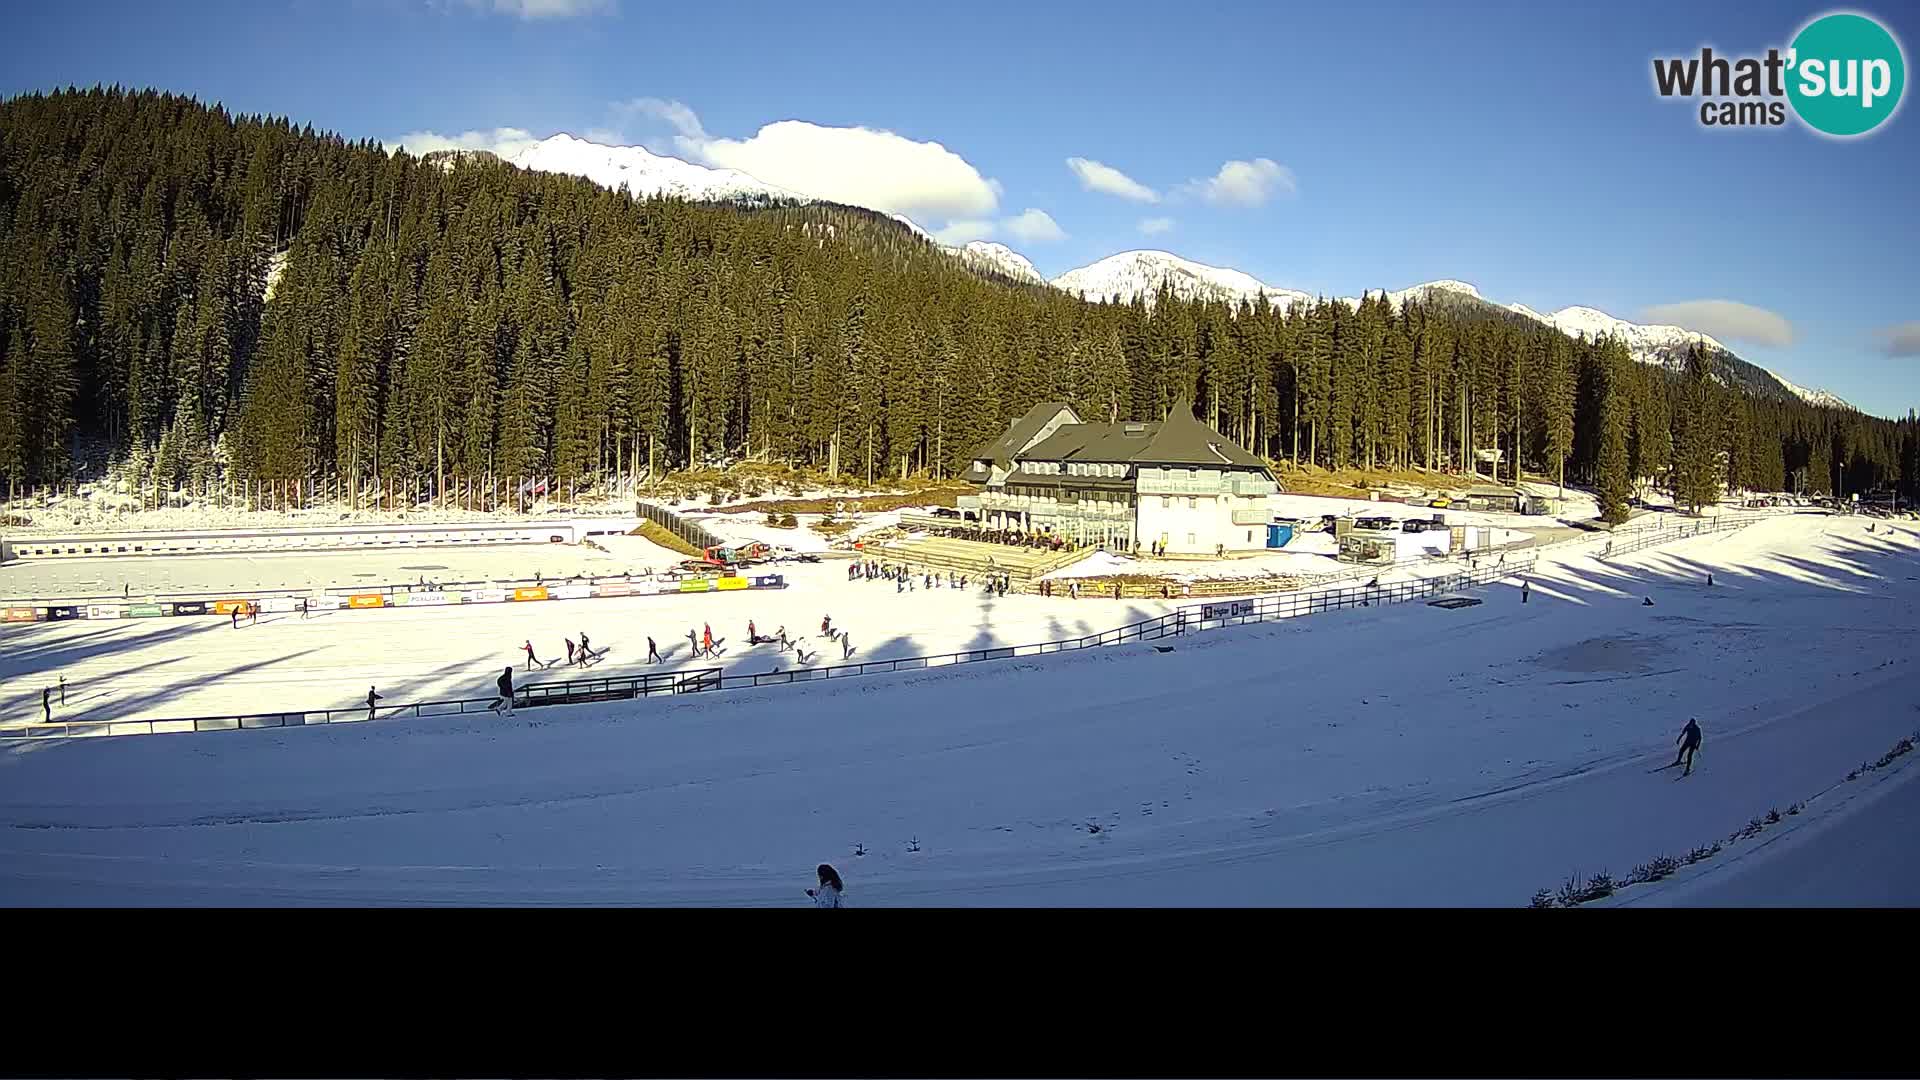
[959,400,1281,555]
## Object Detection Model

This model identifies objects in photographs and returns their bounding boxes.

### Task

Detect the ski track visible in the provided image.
[0,514,1916,905]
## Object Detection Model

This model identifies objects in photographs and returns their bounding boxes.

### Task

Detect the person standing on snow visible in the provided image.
[564,637,577,666]
[842,634,853,660]
[43,686,52,724]
[366,686,383,721]
[687,628,700,657]
[748,619,757,643]
[805,863,845,908]
[1675,718,1703,776]
[488,667,516,716]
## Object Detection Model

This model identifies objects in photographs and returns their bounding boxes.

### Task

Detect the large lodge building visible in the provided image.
[958,399,1282,555]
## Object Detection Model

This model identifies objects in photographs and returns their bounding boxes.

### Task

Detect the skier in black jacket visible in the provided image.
[488,668,516,716]
[366,686,383,721]
[1675,718,1703,776]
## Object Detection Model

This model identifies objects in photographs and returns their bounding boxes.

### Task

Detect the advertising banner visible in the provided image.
[512,587,550,602]
[678,579,713,593]
[597,582,632,597]
[213,600,254,615]
[172,601,208,616]
[1202,600,1256,620]
[128,604,166,618]
[4,607,39,622]
[469,589,506,604]
[398,592,451,606]
[716,576,749,591]
[551,584,591,600]
[86,606,126,620]
[47,606,79,621]
[348,594,385,609]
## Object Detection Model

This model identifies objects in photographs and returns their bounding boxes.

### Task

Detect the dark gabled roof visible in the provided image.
[969,401,1078,470]
[1135,398,1269,468]
[1021,420,1161,463]
[971,397,1273,477]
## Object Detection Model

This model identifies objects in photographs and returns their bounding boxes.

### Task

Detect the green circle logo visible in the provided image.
[1787,12,1906,136]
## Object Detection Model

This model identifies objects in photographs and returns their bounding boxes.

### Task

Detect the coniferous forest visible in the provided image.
[2,87,1916,521]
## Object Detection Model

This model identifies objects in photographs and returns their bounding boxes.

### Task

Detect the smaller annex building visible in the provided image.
[959,398,1281,554]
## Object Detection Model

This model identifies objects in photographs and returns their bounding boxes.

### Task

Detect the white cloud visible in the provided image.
[611,97,707,140]
[1641,300,1796,348]
[388,126,543,159]
[1066,157,1158,202]
[1178,157,1296,206]
[933,220,996,245]
[1137,216,1175,236]
[446,0,617,17]
[685,119,1000,221]
[1003,209,1066,244]
[1874,321,1920,357]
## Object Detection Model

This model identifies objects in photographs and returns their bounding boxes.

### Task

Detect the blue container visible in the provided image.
[1266,523,1294,549]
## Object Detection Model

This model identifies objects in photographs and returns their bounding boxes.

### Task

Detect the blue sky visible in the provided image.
[5,0,1918,417]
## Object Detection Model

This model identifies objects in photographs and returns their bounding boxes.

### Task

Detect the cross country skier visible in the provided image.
[1675,718,1703,776]
[777,626,788,649]
[231,608,240,629]
[366,686,383,721]
[488,667,516,717]
[564,637,577,666]
[702,625,715,656]
[522,640,539,670]
[821,614,832,637]
[806,863,845,908]
[842,634,853,660]
[647,636,660,663]
[43,686,52,724]
[578,632,592,664]
[748,619,757,643]
[688,628,701,657]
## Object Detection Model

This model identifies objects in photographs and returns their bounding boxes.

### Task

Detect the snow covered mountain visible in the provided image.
[492,134,1852,413]
[1767,369,1854,410]
[508,133,806,205]
[1499,302,1852,410]
[1050,250,1311,309]
[951,241,1045,285]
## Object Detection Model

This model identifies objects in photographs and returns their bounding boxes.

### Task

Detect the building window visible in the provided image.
[1187,497,1196,509]
[1186,532,1196,545]
[1161,496,1170,509]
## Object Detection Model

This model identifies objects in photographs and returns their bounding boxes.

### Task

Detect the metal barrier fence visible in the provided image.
[2,512,1767,741]
[3,668,724,739]
[1598,512,1753,559]
[635,500,726,551]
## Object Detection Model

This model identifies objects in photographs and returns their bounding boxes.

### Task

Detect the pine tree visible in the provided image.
[1595,338,1633,524]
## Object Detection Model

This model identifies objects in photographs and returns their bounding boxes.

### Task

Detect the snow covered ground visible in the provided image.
[1,513,1914,905]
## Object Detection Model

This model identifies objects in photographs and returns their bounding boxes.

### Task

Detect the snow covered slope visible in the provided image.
[508,133,805,205]
[1768,369,1854,410]
[951,240,1045,284]
[1051,250,1311,309]
[4,515,1914,906]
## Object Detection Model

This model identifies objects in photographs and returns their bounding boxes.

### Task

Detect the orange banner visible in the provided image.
[3,607,37,623]
[213,600,255,615]
[348,594,386,609]
[512,587,550,602]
